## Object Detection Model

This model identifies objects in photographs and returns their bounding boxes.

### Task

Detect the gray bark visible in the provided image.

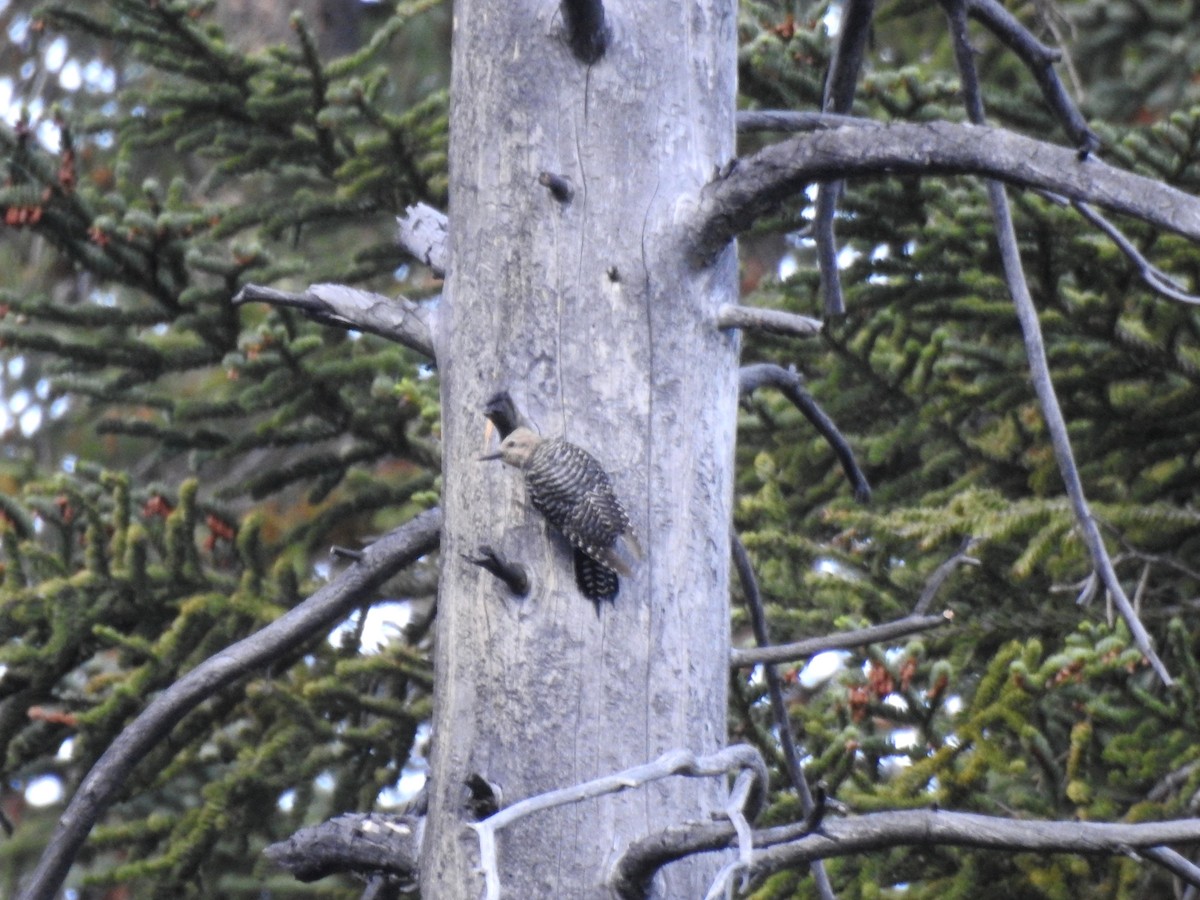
[422,0,739,896]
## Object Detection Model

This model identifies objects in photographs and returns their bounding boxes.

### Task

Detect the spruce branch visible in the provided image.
[691,122,1200,264]
[16,508,443,900]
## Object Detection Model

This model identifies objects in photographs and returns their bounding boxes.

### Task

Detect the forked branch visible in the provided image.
[472,746,768,900]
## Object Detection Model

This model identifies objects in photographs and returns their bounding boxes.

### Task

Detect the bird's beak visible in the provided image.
[478,451,504,461]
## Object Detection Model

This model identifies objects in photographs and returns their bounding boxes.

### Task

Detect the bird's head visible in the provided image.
[479,426,542,468]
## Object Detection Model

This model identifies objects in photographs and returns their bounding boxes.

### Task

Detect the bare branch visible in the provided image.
[396,203,448,276]
[731,613,952,668]
[716,303,822,338]
[233,283,437,359]
[961,0,1096,152]
[731,536,833,900]
[815,0,876,316]
[913,537,980,615]
[560,0,608,64]
[749,811,1200,885]
[691,122,1200,264]
[740,362,871,502]
[614,808,1200,895]
[1070,200,1200,305]
[264,812,423,883]
[1141,846,1200,891]
[472,746,768,900]
[940,0,1172,686]
[16,508,443,900]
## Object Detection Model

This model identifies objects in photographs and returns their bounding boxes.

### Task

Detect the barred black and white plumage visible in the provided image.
[482,427,640,603]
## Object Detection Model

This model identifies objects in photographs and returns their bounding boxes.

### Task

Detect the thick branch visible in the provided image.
[396,203,448,276]
[264,812,423,883]
[691,122,1200,264]
[731,613,952,668]
[614,808,1200,894]
[16,508,443,900]
[233,283,436,359]
[740,363,870,502]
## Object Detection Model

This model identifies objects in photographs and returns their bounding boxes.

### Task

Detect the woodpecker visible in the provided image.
[481,427,641,602]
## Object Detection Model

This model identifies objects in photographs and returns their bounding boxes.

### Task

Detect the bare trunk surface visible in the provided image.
[423,1,739,895]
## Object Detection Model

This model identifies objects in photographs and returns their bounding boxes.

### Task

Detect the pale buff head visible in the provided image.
[481,427,542,468]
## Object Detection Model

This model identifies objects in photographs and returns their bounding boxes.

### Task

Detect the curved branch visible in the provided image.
[233,283,437,359]
[961,0,1096,152]
[17,508,444,900]
[614,808,1200,894]
[740,363,871,502]
[815,0,877,316]
[472,745,767,900]
[691,122,1200,264]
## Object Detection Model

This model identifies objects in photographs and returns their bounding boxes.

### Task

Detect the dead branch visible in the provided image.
[736,110,877,132]
[396,203,448,276]
[913,537,980,615]
[815,0,876,316]
[716,304,822,338]
[612,808,1200,898]
[739,362,871,502]
[691,122,1200,264]
[940,0,1172,686]
[731,613,952,668]
[264,812,423,883]
[731,536,832,899]
[472,745,767,900]
[233,283,437,359]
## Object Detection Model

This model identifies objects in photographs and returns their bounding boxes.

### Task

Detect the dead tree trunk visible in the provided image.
[422,0,740,895]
